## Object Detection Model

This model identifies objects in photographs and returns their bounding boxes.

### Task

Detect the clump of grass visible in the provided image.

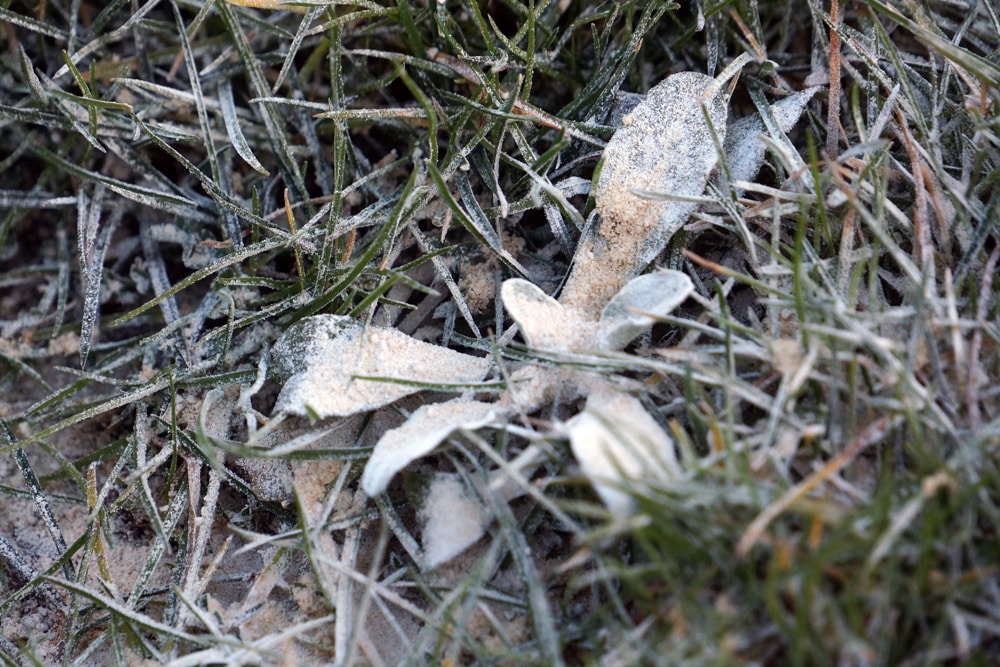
[0,0,998,664]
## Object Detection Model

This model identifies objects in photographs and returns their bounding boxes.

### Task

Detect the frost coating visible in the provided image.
[361,400,502,496]
[419,473,491,570]
[566,386,681,517]
[560,71,728,318]
[273,315,491,418]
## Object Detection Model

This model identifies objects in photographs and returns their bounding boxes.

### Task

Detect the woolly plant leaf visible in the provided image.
[560,71,729,318]
[566,387,680,518]
[721,86,820,189]
[597,270,694,351]
[414,444,542,569]
[361,400,503,496]
[272,315,491,418]
[500,279,584,352]
[418,473,491,570]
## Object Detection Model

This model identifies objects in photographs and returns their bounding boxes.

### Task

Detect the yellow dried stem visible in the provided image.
[283,188,307,292]
[87,465,116,589]
[225,0,308,12]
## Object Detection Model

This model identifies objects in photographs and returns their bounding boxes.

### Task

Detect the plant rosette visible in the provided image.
[271,63,818,568]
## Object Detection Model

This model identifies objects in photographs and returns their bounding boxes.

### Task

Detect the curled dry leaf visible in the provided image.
[272,315,491,418]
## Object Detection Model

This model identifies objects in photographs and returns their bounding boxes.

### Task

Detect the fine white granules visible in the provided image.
[273,315,490,418]
[559,72,728,318]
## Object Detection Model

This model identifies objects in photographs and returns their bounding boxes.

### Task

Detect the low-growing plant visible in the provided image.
[0,0,997,664]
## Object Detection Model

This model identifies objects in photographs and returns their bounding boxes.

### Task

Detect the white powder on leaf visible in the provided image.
[420,473,491,569]
[273,315,491,418]
[560,72,728,319]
